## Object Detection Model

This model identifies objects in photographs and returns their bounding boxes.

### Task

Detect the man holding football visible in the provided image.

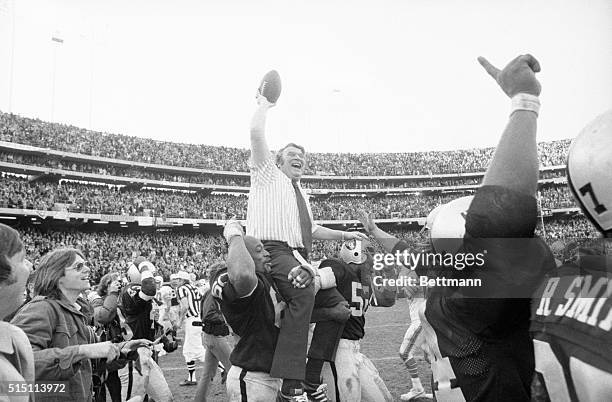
[248,72,366,400]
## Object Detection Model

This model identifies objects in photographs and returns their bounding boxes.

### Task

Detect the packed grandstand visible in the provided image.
[0,110,598,282]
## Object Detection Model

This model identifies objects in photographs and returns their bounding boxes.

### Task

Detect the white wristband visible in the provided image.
[511,93,540,117]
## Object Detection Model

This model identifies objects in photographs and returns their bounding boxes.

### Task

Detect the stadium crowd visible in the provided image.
[0,150,567,190]
[0,174,578,220]
[1,111,571,176]
[11,213,598,287]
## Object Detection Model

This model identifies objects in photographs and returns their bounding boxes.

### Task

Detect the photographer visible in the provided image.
[90,272,125,402]
[117,258,159,400]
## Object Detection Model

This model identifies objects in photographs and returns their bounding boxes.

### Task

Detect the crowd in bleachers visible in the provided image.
[1,111,571,176]
[18,227,227,283]
[0,109,597,285]
[0,174,580,220]
[13,214,598,284]
[0,175,245,219]
[0,150,567,190]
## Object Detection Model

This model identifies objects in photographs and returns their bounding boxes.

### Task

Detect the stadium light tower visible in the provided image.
[50,31,64,121]
[5,0,16,113]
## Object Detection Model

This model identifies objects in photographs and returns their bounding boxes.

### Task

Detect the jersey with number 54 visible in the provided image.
[318,258,372,340]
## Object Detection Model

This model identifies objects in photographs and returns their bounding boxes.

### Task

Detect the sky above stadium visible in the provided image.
[0,0,611,154]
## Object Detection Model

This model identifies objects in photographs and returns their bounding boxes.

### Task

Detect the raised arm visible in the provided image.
[356,209,400,253]
[250,95,274,167]
[478,54,541,197]
[223,220,258,297]
[468,54,542,238]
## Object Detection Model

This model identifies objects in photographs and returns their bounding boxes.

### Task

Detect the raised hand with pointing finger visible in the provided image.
[478,54,541,97]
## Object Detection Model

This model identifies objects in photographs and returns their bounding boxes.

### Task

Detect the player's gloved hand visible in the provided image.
[223,219,244,244]
[356,209,378,234]
[343,231,369,242]
[478,54,541,97]
[139,277,157,300]
[288,265,314,288]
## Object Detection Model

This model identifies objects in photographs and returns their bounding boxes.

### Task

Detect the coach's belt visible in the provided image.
[191,321,203,326]
[261,240,305,251]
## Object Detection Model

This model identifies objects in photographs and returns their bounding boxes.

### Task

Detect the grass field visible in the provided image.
[158,298,433,401]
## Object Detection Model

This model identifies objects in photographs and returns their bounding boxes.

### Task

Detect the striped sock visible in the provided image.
[187,360,195,381]
[401,354,423,390]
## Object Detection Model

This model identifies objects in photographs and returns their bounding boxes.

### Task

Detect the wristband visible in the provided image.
[511,93,540,117]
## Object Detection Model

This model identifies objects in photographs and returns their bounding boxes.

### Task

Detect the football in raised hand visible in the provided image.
[257,70,282,104]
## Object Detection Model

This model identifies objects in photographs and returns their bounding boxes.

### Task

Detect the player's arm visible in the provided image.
[250,94,274,167]
[356,209,400,252]
[470,55,542,237]
[224,220,258,298]
[312,225,368,242]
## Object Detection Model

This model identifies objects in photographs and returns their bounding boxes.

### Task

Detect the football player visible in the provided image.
[356,209,434,401]
[212,220,288,401]
[362,53,556,401]
[317,239,395,402]
[530,109,612,401]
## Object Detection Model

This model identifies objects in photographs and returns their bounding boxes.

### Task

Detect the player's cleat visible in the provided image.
[305,383,329,402]
[400,387,433,401]
[178,379,197,386]
[278,392,309,402]
[258,70,282,104]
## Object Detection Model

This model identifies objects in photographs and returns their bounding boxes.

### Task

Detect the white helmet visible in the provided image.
[340,239,368,265]
[567,109,612,234]
[429,195,474,254]
[421,203,445,233]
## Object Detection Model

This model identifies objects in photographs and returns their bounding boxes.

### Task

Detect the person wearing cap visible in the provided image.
[175,270,206,386]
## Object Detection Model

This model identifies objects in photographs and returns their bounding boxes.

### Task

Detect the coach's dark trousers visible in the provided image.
[263,241,347,381]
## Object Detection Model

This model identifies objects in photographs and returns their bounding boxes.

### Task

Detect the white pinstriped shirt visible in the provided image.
[246,155,318,248]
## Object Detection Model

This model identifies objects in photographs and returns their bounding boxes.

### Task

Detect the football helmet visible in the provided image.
[339,239,371,265]
[567,109,612,235]
[429,195,474,254]
[420,203,445,234]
